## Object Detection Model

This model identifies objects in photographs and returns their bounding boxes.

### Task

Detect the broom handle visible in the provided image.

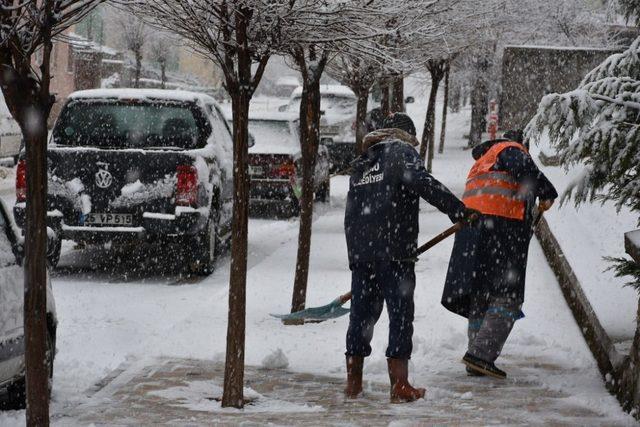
[338,218,474,304]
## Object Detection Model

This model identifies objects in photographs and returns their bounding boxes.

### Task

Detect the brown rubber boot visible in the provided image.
[344,356,364,398]
[387,358,426,403]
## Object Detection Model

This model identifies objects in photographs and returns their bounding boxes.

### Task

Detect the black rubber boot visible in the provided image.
[462,352,507,379]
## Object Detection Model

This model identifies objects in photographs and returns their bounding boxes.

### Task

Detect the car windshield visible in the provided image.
[288,94,356,116]
[248,120,298,148]
[53,99,207,150]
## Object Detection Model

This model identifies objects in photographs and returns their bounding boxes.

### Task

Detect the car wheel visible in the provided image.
[47,236,62,269]
[2,330,54,410]
[315,179,331,203]
[189,215,218,276]
[289,198,301,217]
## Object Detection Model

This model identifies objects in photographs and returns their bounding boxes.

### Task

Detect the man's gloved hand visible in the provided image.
[451,206,481,225]
[538,199,555,212]
[461,207,481,225]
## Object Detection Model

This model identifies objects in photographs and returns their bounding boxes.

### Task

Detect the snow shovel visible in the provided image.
[271,219,469,323]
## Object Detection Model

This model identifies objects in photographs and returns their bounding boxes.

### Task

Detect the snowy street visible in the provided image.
[1,108,634,425]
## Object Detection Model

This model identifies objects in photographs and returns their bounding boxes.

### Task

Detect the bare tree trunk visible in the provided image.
[420,60,445,171]
[290,49,327,317]
[23,30,55,427]
[24,105,50,427]
[450,78,461,113]
[468,55,490,148]
[0,58,50,427]
[355,86,369,154]
[469,82,486,148]
[438,62,450,154]
[462,82,469,108]
[160,62,166,89]
[391,74,404,113]
[221,11,254,409]
[134,52,142,88]
[380,78,390,117]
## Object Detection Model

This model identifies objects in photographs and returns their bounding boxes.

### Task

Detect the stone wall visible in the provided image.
[500,45,620,130]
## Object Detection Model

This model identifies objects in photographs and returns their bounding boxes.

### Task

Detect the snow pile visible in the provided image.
[531,139,639,340]
[110,174,176,209]
[120,180,144,196]
[261,348,289,370]
[49,176,92,214]
[148,380,323,413]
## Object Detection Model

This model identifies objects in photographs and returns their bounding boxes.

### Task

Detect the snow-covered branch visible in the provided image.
[526,37,640,215]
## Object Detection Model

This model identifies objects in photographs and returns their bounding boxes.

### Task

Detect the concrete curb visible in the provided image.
[534,216,622,383]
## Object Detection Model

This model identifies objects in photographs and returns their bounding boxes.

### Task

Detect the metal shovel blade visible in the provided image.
[270,298,350,322]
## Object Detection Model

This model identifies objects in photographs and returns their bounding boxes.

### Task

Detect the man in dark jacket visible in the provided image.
[441,130,557,379]
[344,112,476,402]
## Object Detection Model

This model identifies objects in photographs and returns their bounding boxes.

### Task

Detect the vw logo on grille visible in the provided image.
[95,168,113,189]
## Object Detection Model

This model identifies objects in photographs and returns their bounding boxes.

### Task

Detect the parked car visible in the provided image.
[0,97,22,165]
[247,112,330,216]
[13,89,234,274]
[0,200,57,409]
[279,85,357,173]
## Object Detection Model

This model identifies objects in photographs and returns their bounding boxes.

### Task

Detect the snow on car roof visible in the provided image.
[68,88,218,105]
[276,76,300,87]
[249,110,297,122]
[290,85,355,99]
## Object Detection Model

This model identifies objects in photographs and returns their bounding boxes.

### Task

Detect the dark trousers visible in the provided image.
[467,295,522,362]
[345,261,416,359]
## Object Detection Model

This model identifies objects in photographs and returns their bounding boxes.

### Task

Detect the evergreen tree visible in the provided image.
[526,8,640,412]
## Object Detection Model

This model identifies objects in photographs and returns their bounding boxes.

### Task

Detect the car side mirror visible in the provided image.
[405,96,415,104]
[249,133,256,148]
[320,137,333,145]
[278,105,288,112]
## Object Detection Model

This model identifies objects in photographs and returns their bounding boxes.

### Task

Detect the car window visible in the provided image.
[53,100,209,150]
[248,120,297,148]
[288,94,356,116]
[206,104,233,178]
[213,105,233,137]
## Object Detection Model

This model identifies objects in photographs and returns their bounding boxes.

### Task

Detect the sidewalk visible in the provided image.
[59,357,624,426]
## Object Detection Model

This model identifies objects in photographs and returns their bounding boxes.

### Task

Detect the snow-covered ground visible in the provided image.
[0,89,634,424]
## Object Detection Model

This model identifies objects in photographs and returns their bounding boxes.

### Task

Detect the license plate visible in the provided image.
[249,166,263,176]
[84,213,133,226]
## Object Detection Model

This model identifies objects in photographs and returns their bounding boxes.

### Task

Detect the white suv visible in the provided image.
[0,201,57,409]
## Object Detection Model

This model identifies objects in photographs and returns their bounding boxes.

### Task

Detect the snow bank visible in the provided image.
[261,348,289,370]
[531,141,639,341]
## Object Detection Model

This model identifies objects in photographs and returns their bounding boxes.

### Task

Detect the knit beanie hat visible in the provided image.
[382,112,416,136]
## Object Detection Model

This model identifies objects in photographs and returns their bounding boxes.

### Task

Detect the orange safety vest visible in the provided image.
[462,141,528,221]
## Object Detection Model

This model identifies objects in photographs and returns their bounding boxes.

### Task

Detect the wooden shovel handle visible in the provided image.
[338,219,471,305]
[415,219,469,256]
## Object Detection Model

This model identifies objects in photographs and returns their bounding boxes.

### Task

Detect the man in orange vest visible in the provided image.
[441,130,557,379]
